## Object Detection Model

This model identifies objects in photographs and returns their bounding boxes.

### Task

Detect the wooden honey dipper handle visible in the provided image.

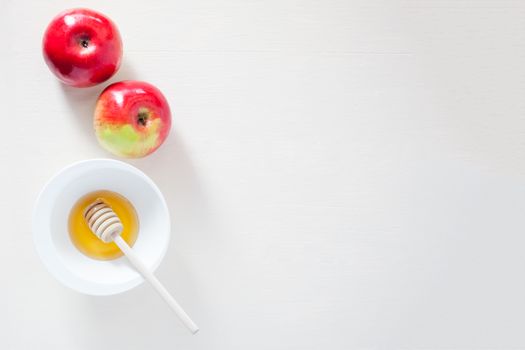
[114,235,199,334]
[84,200,199,334]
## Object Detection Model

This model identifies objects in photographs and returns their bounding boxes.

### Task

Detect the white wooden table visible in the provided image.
[2,0,525,348]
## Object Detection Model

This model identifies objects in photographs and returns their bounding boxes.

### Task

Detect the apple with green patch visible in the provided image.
[94,81,172,158]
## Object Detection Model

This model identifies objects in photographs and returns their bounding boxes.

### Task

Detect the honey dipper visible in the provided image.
[84,199,199,334]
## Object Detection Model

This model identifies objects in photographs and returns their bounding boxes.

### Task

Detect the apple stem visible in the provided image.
[137,111,149,126]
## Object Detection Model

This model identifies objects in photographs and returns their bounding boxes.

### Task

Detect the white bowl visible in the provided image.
[33,159,170,295]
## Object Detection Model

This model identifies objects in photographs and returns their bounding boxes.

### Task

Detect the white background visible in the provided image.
[2,0,525,348]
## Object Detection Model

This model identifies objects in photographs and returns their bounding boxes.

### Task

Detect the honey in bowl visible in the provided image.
[68,190,139,260]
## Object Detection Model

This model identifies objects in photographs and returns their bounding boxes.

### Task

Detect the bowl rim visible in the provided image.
[32,158,171,295]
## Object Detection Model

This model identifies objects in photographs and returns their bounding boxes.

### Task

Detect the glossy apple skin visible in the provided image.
[42,8,122,87]
[94,81,172,158]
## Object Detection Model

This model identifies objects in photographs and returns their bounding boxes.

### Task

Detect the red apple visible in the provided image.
[94,81,172,158]
[42,8,123,87]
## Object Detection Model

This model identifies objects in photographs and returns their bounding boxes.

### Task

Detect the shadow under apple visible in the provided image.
[58,60,140,142]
